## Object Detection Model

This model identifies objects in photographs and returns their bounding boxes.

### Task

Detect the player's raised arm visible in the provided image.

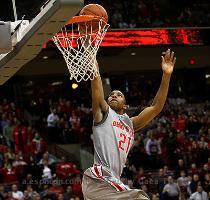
[131,49,176,132]
[91,60,109,123]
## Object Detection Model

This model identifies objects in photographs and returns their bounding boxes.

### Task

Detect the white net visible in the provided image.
[52,16,110,82]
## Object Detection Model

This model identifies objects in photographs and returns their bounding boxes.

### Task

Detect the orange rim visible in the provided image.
[66,15,106,25]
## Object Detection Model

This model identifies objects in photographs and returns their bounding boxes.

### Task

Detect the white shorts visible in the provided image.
[82,165,149,200]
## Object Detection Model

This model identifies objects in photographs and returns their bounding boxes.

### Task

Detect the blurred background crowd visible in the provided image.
[0,0,209,199]
[0,75,209,199]
[86,0,210,28]
[1,0,210,28]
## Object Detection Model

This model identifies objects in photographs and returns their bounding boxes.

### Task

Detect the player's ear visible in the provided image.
[123,104,129,110]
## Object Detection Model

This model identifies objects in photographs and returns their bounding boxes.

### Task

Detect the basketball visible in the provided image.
[79,4,108,34]
[79,4,108,23]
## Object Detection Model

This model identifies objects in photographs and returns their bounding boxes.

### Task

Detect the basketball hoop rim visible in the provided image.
[66,15,107,25]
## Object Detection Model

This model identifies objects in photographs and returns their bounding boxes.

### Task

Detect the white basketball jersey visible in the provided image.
[93,107,135,179]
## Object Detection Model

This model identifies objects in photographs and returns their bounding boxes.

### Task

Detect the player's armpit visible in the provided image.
[92,99,108,123]
[131,106,161,132]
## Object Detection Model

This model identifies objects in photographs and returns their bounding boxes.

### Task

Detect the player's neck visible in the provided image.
[115,109,124,115]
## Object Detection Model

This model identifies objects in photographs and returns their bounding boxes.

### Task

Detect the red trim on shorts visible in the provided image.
[94,164,103,178]
[92,164,126,192]
[110,181,124,191]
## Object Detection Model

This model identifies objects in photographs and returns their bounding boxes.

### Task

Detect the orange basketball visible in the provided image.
[79,4,108,34]
[79,4,108,23]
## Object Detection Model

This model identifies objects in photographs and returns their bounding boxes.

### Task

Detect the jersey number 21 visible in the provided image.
[118,132,132,153]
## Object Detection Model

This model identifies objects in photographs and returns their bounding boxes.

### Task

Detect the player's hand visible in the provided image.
[161,49,176,75]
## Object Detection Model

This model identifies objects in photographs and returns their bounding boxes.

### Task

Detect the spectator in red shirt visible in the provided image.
[168,111,177,130]
[0,144,8,154]
[154,124,166,140]
[27,126,34,142]
[69,111,81,143]
[12,120,23,153]
[176,132,188,148]
[12,154,27,181]
[191,163,199,176]
[31,132,47,163]
[24,138,32,163]
[175,114,186,132]
[20,125,28,149]
[187,137,194,152]
[47,179,64,196]
[189,140,199,164]
[2,163,18,186]
[176,132,190,162]
[71,175,82,198]
[2,98,9,112]
[55,156,80,181]
[58,98,67,113]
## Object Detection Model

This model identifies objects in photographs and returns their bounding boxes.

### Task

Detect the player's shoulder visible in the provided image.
[93,106,110,126]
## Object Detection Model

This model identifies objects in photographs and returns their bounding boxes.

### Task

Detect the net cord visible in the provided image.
[53,19,109,82]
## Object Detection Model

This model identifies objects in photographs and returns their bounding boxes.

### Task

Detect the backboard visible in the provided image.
[0,0,84,85]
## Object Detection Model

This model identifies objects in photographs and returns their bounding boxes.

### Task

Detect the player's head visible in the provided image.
[107,90,127,112]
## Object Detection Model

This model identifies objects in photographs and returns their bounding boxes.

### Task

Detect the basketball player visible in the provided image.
[82,49,176,199]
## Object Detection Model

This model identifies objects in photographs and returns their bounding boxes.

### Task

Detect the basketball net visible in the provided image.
[52,15,110,82]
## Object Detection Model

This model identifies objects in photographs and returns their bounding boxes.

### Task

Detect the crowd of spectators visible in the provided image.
[46,101,92,145]
[85,0,210,28]
[0,76,210,199]
[0,99,83,200]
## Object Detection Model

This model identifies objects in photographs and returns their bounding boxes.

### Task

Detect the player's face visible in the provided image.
[107,90,126,112]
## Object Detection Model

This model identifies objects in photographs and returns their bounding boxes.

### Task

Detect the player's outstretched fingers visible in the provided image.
[165,49,170,61]
[170,51,174,61]
[173,57,176,66]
